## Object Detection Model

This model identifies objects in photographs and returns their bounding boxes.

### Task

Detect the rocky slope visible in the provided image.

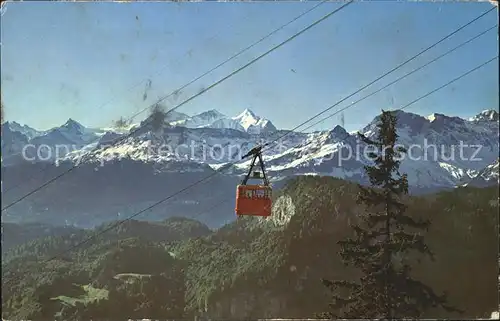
[2,177,498,320]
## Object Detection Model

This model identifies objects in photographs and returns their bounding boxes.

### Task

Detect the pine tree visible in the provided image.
[320,110,459,319]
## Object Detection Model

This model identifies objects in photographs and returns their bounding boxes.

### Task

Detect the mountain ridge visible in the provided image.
[3,108,497,140]
[3,108,498,186]
[1,108,498,228]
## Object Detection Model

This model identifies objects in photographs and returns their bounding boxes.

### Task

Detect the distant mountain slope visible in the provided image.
[2,217,212,263]
[1,222,82,254]
[170,109,227,128]
[2,178,497,320]
[466,158,499,187]
[1,109,498,228]
[1,123,30,165]
[3,121,44,139]
[230,108,277,134]
[174,178,498,319]
[169,108,277,134]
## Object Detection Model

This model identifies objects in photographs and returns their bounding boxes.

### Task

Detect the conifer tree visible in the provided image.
[320,110,458,319]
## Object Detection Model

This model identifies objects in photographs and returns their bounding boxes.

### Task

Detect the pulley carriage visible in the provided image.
[235,145,272,217]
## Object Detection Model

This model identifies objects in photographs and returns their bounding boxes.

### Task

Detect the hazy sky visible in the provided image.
[1,1,498,132]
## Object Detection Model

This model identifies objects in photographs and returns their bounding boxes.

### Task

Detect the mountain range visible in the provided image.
[1,108,498,228]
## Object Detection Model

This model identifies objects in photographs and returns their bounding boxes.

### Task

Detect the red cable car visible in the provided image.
[235,145,272,217]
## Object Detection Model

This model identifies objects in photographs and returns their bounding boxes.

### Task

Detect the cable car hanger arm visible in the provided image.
[240,144,270,186]
[241,143,270,160]
[257,152,270,186]
[241,153,258,185]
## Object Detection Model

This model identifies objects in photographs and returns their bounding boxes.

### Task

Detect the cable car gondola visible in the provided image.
[235,145,272,217]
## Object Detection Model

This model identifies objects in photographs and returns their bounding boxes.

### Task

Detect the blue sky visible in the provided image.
[1,1,498,132]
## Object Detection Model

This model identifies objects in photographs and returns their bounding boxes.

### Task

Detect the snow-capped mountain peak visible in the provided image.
[469,109,499,122]
[1,123,29,150]
[3,108,498,194]
[60,118,85,134]
[232,108,259,126]
[234,108,257,119]
[197,109,226,120]
[167,108,276,134]
[466,158,499,187]
[3,121,44,139]
[232,108,277,134]
[28,119,101,154]
[170,109,226,129]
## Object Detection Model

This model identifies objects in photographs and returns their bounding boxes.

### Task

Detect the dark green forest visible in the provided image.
[2,178,498,320]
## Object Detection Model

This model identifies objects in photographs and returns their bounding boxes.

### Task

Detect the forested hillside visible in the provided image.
[2,177,498,320]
